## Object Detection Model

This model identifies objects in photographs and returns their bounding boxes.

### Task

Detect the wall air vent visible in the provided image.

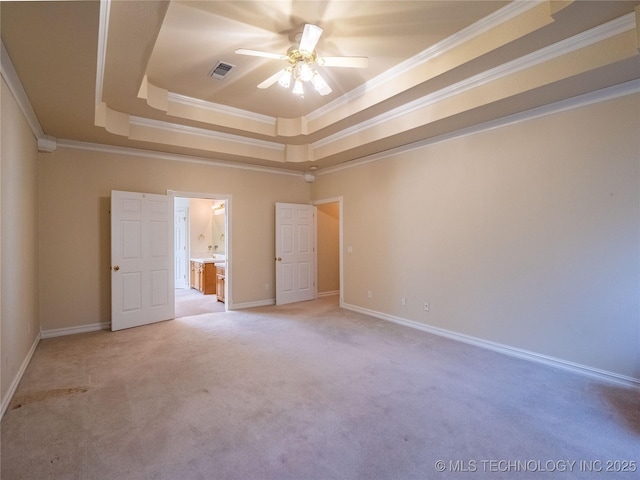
[208,61,235,80]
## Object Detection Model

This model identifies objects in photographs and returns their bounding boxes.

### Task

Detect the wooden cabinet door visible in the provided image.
[203,263,217,295]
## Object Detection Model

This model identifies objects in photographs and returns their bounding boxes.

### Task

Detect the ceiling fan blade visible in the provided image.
[235,49,288,61]
[257,69,286,89]
[319,56,369,68]
[299,24,323,52]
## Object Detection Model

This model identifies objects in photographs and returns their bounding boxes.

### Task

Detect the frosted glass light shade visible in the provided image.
[292,79,304,95]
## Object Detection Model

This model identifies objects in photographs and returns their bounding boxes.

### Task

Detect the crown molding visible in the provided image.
[138,77,279,138]
[312,12,637,151]
[98,0,544,143]
[167,92,276,126]
[136,2,542,143]
[7,2,638,171]
[1,41,44,139]
[129,116,285,152]
[92,0,582,159]
[95,0,111,105]
[318,79,640,177]
[56,139,302,177]
[1,41,59,152]
[306,0,543,123]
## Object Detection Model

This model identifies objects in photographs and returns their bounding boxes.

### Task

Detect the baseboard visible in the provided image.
[318,290,340,298]
[40,322,110,339]
[229,299,276,310]
[1,333,41,419]
[342,303,640,389]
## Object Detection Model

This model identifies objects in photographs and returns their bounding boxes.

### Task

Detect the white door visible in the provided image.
[174,206,189,289]
[275,203,316,305]
[111,190,175,331]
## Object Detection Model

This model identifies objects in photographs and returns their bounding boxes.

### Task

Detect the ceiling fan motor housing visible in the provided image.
[286,47,318,65]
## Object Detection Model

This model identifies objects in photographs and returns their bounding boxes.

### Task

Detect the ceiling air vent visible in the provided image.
[208,61,235,80]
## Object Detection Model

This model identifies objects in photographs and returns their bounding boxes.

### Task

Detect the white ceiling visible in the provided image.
[2,1,639,172]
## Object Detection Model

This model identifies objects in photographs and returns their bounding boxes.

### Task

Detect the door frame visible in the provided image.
[168,190,232,311]
[312,196,344,307]
[174,200,190,289]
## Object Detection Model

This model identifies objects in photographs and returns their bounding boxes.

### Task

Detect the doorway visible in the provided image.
[313,197,343,305]
[169,190,231,315]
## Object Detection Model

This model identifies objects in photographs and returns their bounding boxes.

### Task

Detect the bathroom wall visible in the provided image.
[189,198,216,258]
[188,198,225,258]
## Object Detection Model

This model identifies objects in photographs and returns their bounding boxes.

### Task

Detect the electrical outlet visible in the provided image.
[265,283,270,290]
[401,297,406,306]
[424,302,430,312]
[367,290,372,299]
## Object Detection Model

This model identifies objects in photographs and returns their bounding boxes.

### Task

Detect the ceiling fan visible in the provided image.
[235,24,368,96]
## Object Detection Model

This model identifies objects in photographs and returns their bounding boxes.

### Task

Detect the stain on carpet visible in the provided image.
[11,387,88,409]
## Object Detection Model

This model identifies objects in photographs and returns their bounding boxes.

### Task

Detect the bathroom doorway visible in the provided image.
[170,190,231,315]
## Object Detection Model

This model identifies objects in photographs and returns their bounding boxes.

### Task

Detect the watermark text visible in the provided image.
[434,459,637,474]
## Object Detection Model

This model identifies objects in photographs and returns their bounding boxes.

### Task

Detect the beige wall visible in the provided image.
[38,148,310,331]
[316,202,340,294]
[312,94,640,381]
[1,78,40,404]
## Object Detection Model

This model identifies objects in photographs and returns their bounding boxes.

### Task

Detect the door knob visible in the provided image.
[276,257,282,262]
[113,265,120,271]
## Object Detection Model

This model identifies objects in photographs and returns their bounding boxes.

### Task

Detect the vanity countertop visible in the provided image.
[191,258,214,264]
[191,256,226,265]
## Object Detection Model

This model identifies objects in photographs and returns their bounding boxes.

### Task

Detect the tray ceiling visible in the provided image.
[2,1,639,172]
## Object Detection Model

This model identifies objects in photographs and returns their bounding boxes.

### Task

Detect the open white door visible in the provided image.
[111,190,175,331]
[275,203,316,305]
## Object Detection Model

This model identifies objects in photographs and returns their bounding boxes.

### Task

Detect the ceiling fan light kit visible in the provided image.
[278,69,292,88]
[236,23,368,98]
[311,73,331,96]
[293,79,305,96]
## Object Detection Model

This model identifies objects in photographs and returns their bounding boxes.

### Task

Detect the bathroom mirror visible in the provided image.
[211,202,226,254]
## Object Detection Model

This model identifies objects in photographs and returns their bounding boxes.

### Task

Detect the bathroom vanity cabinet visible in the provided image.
[190,260,216,295]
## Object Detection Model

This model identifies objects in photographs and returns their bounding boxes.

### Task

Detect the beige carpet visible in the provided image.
[2,296,638,479]
[175,288,225,318]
